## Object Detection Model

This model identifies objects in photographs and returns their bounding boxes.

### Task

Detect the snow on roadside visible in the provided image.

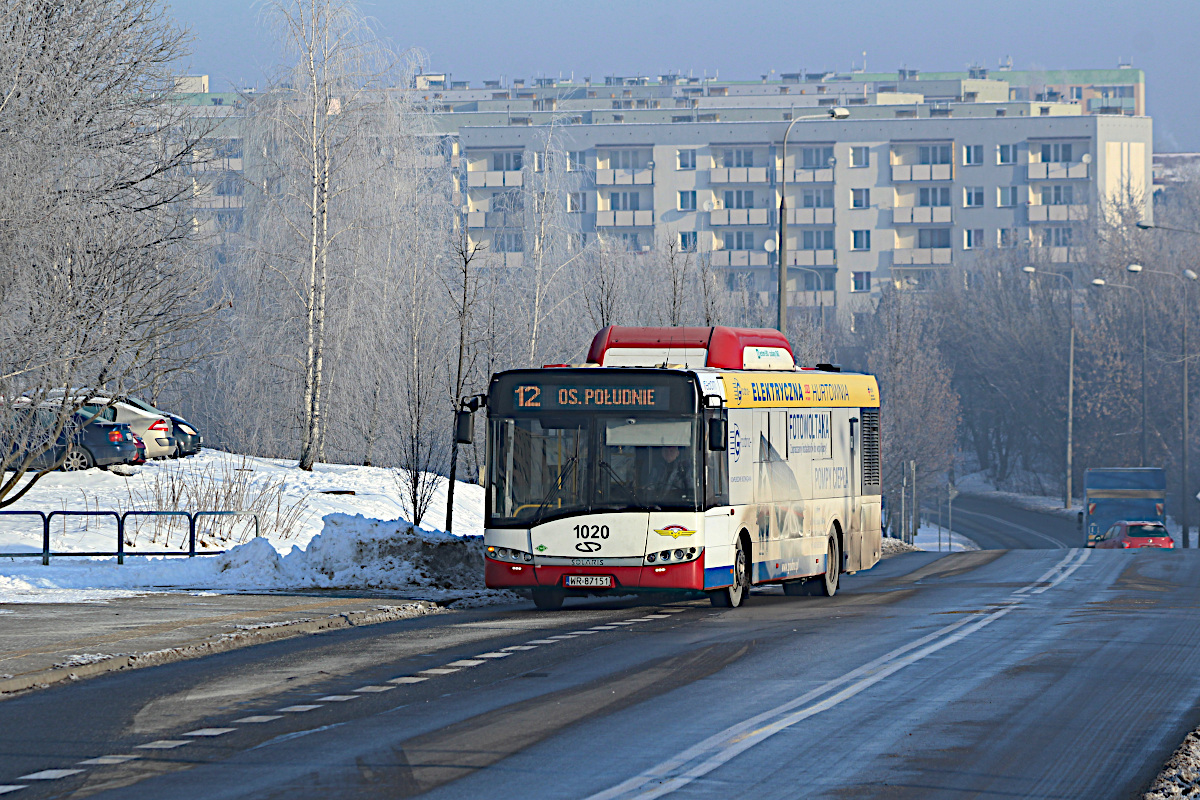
[1144,730,1200,799]
[912,522,980,553]
[0,513,518,605]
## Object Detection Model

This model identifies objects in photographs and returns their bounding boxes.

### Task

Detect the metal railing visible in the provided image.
[0,509,261,564]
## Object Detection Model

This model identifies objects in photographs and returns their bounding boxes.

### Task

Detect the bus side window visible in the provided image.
[705,412,729,508]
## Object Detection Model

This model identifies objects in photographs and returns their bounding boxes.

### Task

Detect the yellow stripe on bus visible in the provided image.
[719,372,879,409]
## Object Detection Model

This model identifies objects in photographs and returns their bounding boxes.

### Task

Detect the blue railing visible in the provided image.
[0,509,261,564]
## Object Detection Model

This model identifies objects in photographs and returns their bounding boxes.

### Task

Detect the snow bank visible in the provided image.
[0,513,497,603]
[912,522,980,553]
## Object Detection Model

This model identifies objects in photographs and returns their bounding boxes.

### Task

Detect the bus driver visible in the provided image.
[651,443,694,500]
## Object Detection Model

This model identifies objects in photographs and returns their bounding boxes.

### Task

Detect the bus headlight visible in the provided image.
[673,549,685,560]
[646,553,656,563]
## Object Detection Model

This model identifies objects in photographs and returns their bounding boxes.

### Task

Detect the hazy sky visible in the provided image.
[168,0,1200,151]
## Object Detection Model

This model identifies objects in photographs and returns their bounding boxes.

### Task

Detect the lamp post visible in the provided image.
[1127,262,1199,548]
[1023,265,1075,509]
[792,265,827,329]
[778,106,849,336]
[1092,277,1149,467]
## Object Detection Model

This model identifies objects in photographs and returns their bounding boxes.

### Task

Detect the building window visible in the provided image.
[723,231,755,250]
[1039,142,1074,163]
[997,186,1020,207]
[609,191,640,211]
[964,229,984,249]
[851,188,870,209]
[494,231,523,252]
[801,187,833,208]
[800,146,834,169]
[918,186,951,207]
[492,188,523,214]
[568,151,585,171]
[963,187,984,208]
[611,150,644,169]
[677,149,696,170]
[852,230,871,251]
[851,271,871,292]
[620,232,641,250]
[1040,227,1073,247]
[678,190,696,211]
[1070,86,1083,100]
[998,228,1021,248]
[568,192,587,213]
[724,189,754,209]
[801,229,835,250]
[680,231,698,251]
[723,148,754,168]
[998,144,1018,165]
[918,228,951,249]
[918,144,952,165]
[850,146,869,168]
[1041,185,1075,205]
[963,145,984,165]
[493,151,523,171]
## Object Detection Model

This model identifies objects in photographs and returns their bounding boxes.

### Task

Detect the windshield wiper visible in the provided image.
[530,455,579,526]
[597,459,640,505]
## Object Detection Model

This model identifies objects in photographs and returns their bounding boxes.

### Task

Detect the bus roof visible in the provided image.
[587,326,795,370]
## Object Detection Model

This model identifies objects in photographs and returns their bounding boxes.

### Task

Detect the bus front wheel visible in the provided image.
[532,588,565,611]
[709,536,748,608]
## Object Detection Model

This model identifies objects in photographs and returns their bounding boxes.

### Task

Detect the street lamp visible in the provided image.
[778,106,850,336]
[792,265,827,329]
[1126,261,1200,548]
[1091,277,1149,467]
[1024,265,1076,509]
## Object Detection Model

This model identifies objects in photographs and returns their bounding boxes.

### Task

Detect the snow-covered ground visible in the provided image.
[911,522,980,553]
[956,470,1080,519]
[0,450,492,603]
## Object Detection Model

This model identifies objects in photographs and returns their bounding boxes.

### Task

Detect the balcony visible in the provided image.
[1028,204,1088,222]
[1027,162,1090,180]
[595,209,654,227]
[1047,246,1086,263]
[709,167,770,184]
[787,208,834,225]
[595,168,654,185]
[892,248,952,265]
[785,168,834,184]
[785,250,836,267]
[710,250,770,267]
[787,289,836,307]
[710,208,770,226]
[893,207,953,224]
[466,211,485,228]
[192,195,243,210]
[466,170,524,188]
[890,164,954,181]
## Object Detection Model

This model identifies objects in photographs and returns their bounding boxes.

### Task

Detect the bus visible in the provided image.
[461,326,882,610]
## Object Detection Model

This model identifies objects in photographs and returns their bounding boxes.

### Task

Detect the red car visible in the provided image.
[1094,520,1174,549]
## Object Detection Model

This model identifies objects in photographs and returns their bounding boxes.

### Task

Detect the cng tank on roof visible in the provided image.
[586,326,796,370]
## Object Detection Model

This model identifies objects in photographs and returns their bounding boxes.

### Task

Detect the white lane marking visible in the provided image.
[660,609,686,613]
[78,755,140,766]
[590,626,617,631]
[447,660,486,666]
[0,787,26,795]
[277,705,322,713]
[951,506,1068,549]
[643,615,671,619]
[548,634,580,639]
[588,549,1086,800]
[609,622,636,626]
[234,715,283,723]
[353,685,393,693]
[570,630,599,635]
[502,645,538,651]
[526,639,559,644]
[1031,547,1090,593]
[183,728,236,737]
[136,740,191,750]
[476,652,512,658]
[317,695,359,702]
[17,769,84,780]
[388,676,428,684]
[418,668,460,675]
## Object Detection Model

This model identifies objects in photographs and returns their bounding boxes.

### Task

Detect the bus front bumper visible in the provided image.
[485,555,705,592]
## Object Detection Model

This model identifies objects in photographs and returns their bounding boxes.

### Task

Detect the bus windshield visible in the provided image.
[487,370,700,526]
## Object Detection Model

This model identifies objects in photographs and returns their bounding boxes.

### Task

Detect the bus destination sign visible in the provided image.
[513,383,670,410]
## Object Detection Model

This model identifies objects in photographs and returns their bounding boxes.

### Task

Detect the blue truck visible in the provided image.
[1080,468,1166,547]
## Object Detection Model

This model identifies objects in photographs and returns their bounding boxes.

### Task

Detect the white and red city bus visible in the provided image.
[469,326,882,610]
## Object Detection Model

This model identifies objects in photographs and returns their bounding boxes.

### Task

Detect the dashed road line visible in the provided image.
[183,728,236,737]
[78,755,139,766]
[317,695,359,701]
[419,668,460,675]
[502,645,538,651]
[0,787,26,795]
[526,639,559,644]
[277,705,322,713]
[18,769,84,780]
[136,740,191,750]
[353,685,393,693]
[388,676,428,684]
[446,659,486,667]
[234,715,282,723]
[477,652,512,658]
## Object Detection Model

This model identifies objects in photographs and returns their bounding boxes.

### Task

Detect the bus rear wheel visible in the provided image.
[784,534,840,597]
[709,536,747,608]
[531,588,565,611]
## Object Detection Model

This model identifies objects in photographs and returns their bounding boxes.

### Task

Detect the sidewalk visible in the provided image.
[0,592,445,698]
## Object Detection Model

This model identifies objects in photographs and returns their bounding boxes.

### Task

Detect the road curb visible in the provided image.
[0,601,443,699]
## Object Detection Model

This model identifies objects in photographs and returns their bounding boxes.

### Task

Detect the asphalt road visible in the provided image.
[941,494,1081,550]
[3,540,1200,799]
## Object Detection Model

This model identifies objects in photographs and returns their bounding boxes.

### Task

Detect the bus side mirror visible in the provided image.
[708,418,727,451]
[455,410,474,445]
[1076,511,1083,531]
